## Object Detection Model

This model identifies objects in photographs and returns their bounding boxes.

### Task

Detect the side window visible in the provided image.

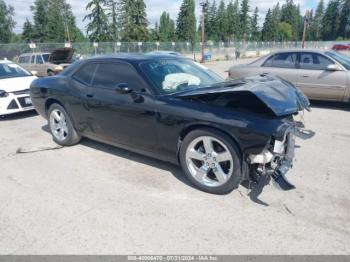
[36,55,44,64]
[73,63,98,86]
[92,63,145,91]
[19,56,30,64]
[263,53,297,68]
[31,55,35,64]
[300,53,334,70]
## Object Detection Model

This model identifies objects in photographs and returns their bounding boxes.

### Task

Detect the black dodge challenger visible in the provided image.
[30,54,310,194]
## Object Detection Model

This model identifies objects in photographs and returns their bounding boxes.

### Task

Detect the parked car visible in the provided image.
[0,60,37,116]
[30,54,309,194]
[228,50,350,102]
[147,51,183,56]
[332,44,350,51]
[19,48,74,77]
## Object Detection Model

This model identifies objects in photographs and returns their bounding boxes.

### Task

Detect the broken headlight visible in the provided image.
[0,90,9,98]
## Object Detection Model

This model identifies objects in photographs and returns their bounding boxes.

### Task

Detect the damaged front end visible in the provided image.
[248,124,296,190]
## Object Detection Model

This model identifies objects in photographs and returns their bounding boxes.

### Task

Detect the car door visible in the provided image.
[260,52,299,85]
[35,54,46,76]
[28,55,37,73]
[297,52,347,101]
[80,62,159,153]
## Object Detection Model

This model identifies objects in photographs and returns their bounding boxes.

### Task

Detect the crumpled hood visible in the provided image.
[176,74,310,117]
[49,48,74,64]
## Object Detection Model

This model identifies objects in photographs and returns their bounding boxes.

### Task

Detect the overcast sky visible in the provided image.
[5,0,325,34]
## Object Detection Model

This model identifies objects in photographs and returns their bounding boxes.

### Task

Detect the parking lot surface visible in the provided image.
[1,61,350,255]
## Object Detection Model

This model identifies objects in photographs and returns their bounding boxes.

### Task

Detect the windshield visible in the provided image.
[140,59,223,94]
[325,51,350,70]
[0,63,32,79]
[42,54,50,62]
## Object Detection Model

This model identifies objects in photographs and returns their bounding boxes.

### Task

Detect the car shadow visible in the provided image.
[80,138,196,189]
[40,123,279,204]
[310,100,350,111]
[0,110,38,121]
[40,124,195,190]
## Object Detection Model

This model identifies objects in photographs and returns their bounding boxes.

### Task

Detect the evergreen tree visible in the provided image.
[30,0,49,42]
[226,1,238,41]
[0,0,15,43]
[159,12,176,41]
[176,0,196,44]
[84,0,110,42]
[281,0,302,41]
[250,7,259,40]
[310,0,324,40]
[107,0,119,41]
[339,0,350,39]
[322,0,341,40]
[239,0,249,40]
[217,0,228,41]
[22,19,35,43]
[278,22,293,41]
[261,8,274,41]
[206,0,218,41]
[119,0,149,41]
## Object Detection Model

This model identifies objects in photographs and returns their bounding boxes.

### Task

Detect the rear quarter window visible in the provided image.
[19,56,30,64]
[72,63,98,86]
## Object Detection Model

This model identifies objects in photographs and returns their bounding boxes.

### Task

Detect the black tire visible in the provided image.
[48,103,81,146]
[179,128,242,195]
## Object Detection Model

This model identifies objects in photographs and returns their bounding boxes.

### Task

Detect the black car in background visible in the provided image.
[30,54,309,194]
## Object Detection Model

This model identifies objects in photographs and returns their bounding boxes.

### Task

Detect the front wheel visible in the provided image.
[48,103,81,146]
[179,128,242,194]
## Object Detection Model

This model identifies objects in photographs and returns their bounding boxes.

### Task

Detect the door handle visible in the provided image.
[302,75,309,78]
[86,94,94,98]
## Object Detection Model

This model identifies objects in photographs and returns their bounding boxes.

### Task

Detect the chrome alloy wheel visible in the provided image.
[185,136,234,187]
[49,109,68,141]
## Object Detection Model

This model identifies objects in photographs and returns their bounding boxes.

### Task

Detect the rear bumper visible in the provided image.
[0,92,34,116]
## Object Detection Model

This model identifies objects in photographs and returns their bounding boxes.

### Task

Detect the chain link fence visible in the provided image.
[0,41,349,62]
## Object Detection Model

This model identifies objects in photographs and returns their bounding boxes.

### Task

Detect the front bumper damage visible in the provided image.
[248,127,296,191]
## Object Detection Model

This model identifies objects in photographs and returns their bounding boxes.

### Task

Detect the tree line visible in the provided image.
[0,0,349,44]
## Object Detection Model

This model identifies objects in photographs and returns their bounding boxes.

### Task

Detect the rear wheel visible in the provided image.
[48,103,81,146]
[179,128,242,194]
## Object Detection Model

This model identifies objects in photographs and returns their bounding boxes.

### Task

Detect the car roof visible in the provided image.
[270,49,328,55]
[19,52,50,56]
[85,53,185,63]
[0,60,13,64]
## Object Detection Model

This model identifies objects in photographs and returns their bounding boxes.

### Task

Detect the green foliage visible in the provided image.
[0,0,16,43]
[84,0,110,42]
[22,19,35,42]
[239,0,249,40]
[28,0,85,43]
[322,0,341,40]
[159,12,176,41]
[226,0,240,41]
[176,0,196,44]
[278,22,293,40]
[339,0,350,39]
[217,0,228,41]
[280,0,302,41]
[119,0,149,41]
[250,7,259,40]
[310,0,324,40]
[107,0,119,41]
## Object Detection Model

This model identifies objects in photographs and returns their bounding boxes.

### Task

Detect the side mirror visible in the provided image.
[326,64,342,71]
[31,70,38,76]
[115,83,133,94]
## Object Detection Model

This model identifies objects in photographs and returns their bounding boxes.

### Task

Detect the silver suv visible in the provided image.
[18,48,74,77]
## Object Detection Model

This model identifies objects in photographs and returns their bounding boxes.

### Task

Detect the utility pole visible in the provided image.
[302,10,309,49]
[200,2,207,63]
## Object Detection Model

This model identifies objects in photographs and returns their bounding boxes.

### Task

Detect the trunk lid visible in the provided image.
[176,75,310,117]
